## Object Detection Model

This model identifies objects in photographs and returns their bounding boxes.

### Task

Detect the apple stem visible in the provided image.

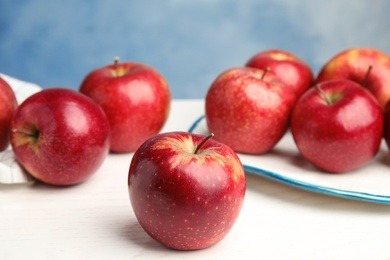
[114,56,120,77]
[260,67,271,80]
[360,65,373,87]
[315,84,332,105]
[194,133,214,154]
[12,128,39,138]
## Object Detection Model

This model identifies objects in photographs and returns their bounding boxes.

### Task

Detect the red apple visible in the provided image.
[0,76,17,151]
[315,48,390,110]
[79,57,171,153]
[245,49,314,98]
[291,79,384,173]
[205,67,296,154]
[128,131,246,250]
[10,88,111,186]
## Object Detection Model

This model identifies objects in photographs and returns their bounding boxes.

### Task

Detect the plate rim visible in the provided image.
[188,115,390,205]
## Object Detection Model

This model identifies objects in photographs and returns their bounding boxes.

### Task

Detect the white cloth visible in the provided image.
[0,74,41,184]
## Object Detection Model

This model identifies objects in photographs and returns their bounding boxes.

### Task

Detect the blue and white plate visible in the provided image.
[189,116,390,204]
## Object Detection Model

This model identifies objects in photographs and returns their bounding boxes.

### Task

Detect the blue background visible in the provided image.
[1,0,389,98]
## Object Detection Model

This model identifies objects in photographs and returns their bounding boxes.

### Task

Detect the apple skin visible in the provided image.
[315,48,390,110]
[10,88,111,186]
[79,61,171,153]
[0,76,17,151]
[245,49,314,98]
[128,131,246,250]
[291,79,384,173]
[205,67,296,154]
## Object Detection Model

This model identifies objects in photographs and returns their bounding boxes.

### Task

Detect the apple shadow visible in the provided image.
[289,153,319,172]
[28,178,90,191]
[116,218,165,251]
[376,147,390,167]
[115,215,177,250]
[114,215,210,255]
[263,146,319,173]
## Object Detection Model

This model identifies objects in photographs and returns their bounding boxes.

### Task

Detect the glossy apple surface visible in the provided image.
[79,60,171,153]
[205,67,296,154]
[11,88,111,185]
[128,131,246,250]
[245,49,314,98]
[315,48,390,110]
[291,79,383,173]
[0,76,17,151]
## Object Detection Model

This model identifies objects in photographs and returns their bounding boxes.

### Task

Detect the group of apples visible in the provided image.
[3,47,390,251]
[206,47,390,173]
[0,58,245,250]
[0,59,171,186]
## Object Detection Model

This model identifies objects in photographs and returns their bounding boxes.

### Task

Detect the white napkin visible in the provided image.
[0,73,42,184]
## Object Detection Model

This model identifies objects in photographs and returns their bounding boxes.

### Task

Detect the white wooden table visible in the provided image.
[1,100,390,260]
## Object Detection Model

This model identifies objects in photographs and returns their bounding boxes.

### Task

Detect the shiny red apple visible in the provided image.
[315,48,390,110]
[245,49,314,99]
[128,131,246,250]
[205,67,296,154]
[10,88,111,185]
[0,76,17,151]
[79,58,171,153]
[291,79,383,173]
